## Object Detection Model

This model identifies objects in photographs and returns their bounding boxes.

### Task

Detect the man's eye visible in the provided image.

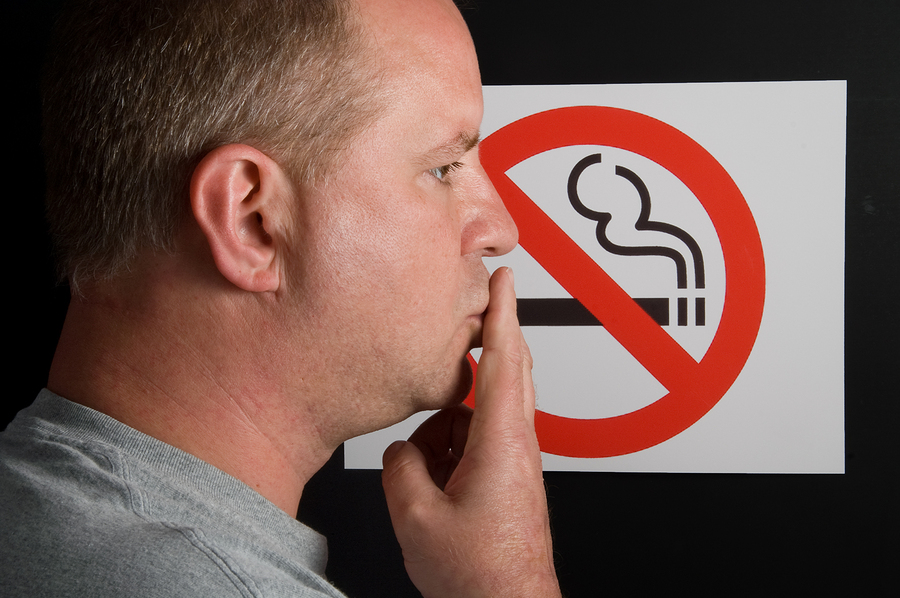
[429,161,463,182]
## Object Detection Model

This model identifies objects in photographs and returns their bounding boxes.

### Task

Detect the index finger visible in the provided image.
[469,267,536,438]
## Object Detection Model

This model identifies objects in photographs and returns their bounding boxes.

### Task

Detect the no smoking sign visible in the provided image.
[347,82,846,473]
[477,105,765,458]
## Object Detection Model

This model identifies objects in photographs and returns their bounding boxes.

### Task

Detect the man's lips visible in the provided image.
[467,310,486,350]
[466,273,491,349]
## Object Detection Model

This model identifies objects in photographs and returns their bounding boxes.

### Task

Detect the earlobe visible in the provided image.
[190,144,289,292]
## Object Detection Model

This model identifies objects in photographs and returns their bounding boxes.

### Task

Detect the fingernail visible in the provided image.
[507,266,515,287]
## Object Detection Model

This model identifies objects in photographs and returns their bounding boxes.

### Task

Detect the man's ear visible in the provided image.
[190,144,292,292]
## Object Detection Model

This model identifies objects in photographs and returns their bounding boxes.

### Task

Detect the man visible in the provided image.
[1,0,561,596]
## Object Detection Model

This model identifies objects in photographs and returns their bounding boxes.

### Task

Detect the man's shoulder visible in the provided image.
[1,478,345,598]
[0,515,247,597]
[0,391,347,598]
[1,427,244,596]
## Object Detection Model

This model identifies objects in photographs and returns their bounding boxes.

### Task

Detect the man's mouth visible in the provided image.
[467,310,486,350]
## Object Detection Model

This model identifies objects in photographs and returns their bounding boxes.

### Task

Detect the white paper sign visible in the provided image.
[345,81,846,473]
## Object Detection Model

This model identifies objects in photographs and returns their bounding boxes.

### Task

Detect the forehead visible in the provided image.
[356,0,471,53]
[353,0,483,147]
[357,0,478,86]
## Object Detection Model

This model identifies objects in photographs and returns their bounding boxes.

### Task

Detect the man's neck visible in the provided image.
[47,277,335,517]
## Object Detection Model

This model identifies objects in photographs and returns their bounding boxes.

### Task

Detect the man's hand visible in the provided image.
[382,267,561,598]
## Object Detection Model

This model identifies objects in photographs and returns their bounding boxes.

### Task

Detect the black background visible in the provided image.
[9,2,898,596]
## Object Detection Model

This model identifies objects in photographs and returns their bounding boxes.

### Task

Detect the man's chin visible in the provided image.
[452,353,475,406]
[418,354,474,412]
[384,355,475,426]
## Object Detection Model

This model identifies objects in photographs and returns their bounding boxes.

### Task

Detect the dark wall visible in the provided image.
[9,2,898,596]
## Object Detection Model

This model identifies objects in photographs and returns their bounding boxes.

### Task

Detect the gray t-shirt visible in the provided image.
[0,390,347,597]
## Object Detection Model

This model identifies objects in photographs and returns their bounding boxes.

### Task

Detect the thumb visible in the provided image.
[382,441,444,519]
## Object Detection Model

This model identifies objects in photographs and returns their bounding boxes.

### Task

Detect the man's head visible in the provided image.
[273,0,518,436]
[43,0,381,289]
[177,0,518,438]
[43,0,517,447]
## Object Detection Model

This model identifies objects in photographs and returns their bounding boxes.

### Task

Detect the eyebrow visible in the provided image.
[457,130,481,153]
[425,130,481,162]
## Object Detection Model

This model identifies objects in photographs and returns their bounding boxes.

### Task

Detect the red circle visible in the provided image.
[479,106,766,457]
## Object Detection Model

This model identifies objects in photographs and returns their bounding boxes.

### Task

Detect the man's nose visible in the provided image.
[461,160,519,257]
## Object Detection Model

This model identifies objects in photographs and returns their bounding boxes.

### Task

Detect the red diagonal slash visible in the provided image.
[479,106,765,457]
[493,173,699,393]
